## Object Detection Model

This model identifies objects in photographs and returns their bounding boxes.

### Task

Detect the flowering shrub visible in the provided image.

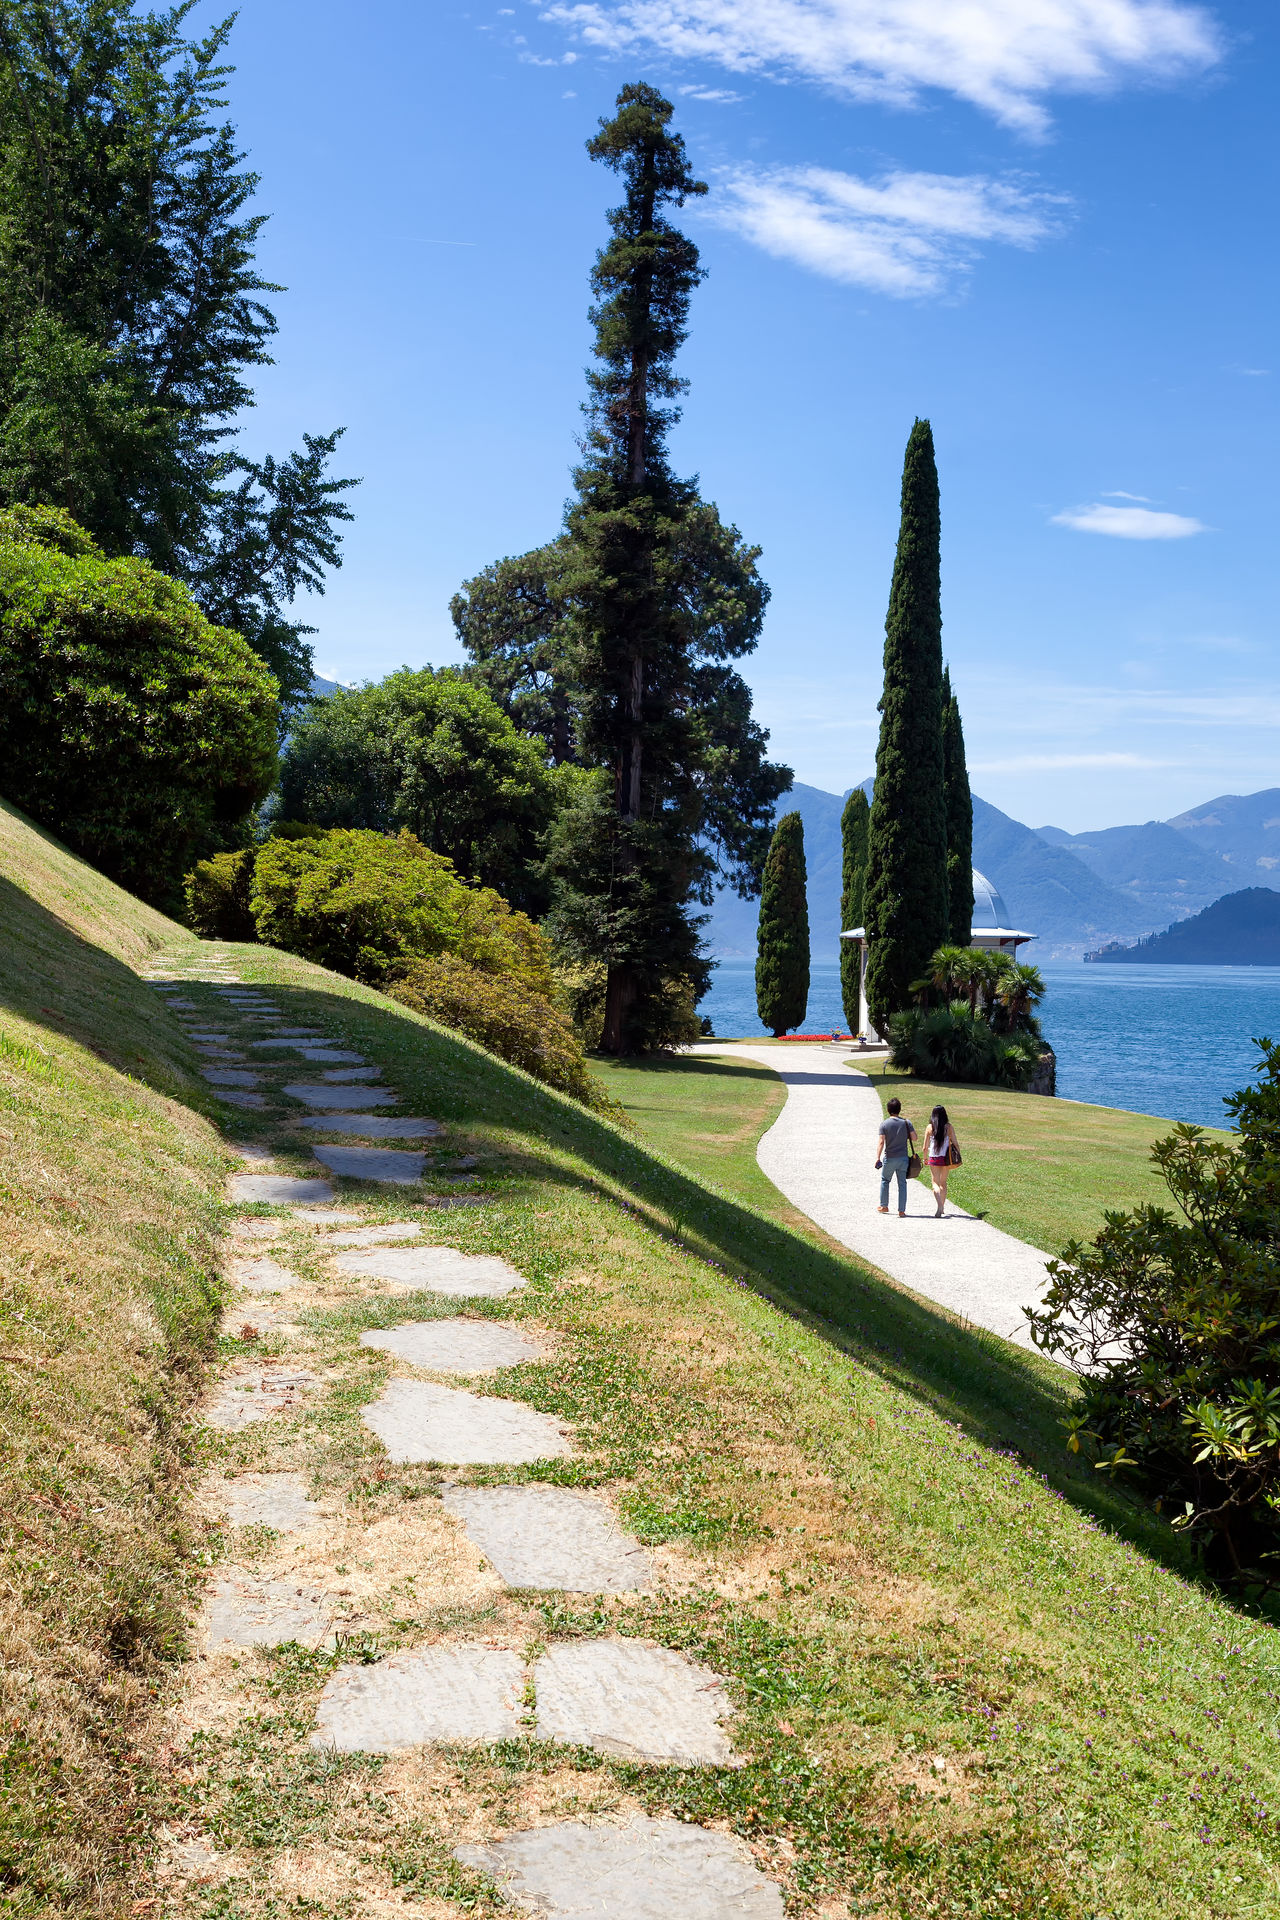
[1027,1040,1280,1592]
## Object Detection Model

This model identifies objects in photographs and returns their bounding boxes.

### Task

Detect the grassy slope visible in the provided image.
[2,805,1278,1916]
[0,802,229,1912]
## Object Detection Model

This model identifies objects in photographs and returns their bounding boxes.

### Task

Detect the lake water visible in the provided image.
[698,958,1280,1129]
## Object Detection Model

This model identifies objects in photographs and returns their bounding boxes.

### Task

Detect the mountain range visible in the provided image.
[703,785,1280,962]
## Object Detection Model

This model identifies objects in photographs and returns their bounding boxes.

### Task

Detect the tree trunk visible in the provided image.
[601,962,639,1054]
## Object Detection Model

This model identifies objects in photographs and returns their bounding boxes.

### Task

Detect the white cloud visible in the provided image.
[539,0,1221,135]
[678,83,744,100]
[1100,488,1150,500]
[708,165,1065,295]
[1051,502,1206,538]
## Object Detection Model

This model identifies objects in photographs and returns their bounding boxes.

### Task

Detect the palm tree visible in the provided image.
[997,961,1045,1030]
[948,947,992,1015]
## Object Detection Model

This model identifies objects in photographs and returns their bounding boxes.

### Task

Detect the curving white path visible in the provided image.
[695,1044,1053,1352]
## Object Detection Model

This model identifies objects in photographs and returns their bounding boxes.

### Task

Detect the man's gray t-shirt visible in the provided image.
[881,1115,913,1158]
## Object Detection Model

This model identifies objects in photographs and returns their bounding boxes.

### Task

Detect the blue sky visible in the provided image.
[217,0,1275,832]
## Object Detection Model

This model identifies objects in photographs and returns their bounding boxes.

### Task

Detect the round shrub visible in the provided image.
[0,504,278,902]
[184,848,257,940]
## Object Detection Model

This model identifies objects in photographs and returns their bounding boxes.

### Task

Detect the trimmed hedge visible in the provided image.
[0,504,278,903]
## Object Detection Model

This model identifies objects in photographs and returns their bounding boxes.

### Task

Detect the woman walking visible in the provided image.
[875,1096,917,1217]
[923,1103,961,1217]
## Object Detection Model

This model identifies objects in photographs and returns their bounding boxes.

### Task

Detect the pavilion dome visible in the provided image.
[971,868,1010,930]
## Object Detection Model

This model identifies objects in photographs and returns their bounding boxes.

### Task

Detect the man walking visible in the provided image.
[876,1096,917,1217]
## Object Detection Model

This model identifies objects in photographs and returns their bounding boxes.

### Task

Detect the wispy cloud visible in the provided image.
[1100,489,1151,500]
[678,83,743,100]
[708,166,1065,295]
[1051,502,1206,539]
[539,0,1221,136]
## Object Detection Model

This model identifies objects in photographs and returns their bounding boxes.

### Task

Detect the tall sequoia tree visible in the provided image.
[942,666,974,945]
[864,419,949,1032]
[756,812,809,1037]
[454,86,790,1053]
[0,1,354,703]
[839,785,870,1031]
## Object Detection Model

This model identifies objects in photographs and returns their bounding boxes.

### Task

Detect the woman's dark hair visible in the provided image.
[887,1096,901,1115]
[931,1104,949,1133]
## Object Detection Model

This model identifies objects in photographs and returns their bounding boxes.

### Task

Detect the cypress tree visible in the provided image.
[839,786,870,1031]
[942,666,974,945]
[864,419,949,1032]
[756,812,809,1036]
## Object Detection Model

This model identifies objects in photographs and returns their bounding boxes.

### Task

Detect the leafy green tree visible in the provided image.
[0,1,354,704]
[942,666,973,944]
[864,419,949,1032]
[839,786,869,1030]
[756,812,809,1037]
[455,86,790,1053]
[0,504,276,903]
[276,668,557,915]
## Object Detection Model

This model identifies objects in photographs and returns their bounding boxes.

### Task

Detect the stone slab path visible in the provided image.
[314,1645,525,1752]
[456,1816,784,1918]
[229,1174,335,1204]
[281,1082,400,1109]
[330,1245,526,1295]
[363,1317,538,1370]
[694,1042,1053,1350]
[361,1378,571,1464]
[312,1143,426,1182]
[212,1471,323,1530]
[441,1484,651,1591]
[204,1569,333,1650]
[303,1114,440,1138]
[535,1640,736,1765]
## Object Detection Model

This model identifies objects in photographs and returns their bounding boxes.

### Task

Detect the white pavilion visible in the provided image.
[842,868,1034,1042]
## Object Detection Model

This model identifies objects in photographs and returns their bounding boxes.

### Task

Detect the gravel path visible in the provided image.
[694,1043,1053,1351]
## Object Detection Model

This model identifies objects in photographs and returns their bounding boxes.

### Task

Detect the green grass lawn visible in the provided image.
[5,803,1280,1919]
[859,1057,1233,1256]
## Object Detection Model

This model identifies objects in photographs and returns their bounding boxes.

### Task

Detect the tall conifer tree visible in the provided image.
[839,786,870,1030]
[864,419,949,1031]
[756,812,809,1037]
[942,666,974,945]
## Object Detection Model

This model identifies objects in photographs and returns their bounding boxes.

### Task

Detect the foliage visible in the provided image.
[888,1002,1043,1089]
[941,665,973,945]
[455,86,791,1053]
[184,846,256,939]
[386,953,612,1111]
[0,0,353,703]
[839,786,869,1030]
[756,812,809,1036]
[277,666,558,913]
[250,827,554,989]
[1028,1040,1280,1591]
[0,503,277,903]
[864,420,949,1033]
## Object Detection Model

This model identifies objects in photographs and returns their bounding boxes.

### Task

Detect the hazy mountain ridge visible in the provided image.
[1090,888,1280,966]
[704,785,1280,963]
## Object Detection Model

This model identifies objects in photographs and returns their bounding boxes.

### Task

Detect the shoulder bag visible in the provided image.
[947,1128,963,1167]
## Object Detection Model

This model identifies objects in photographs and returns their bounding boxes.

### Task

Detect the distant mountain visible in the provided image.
[1089,889,1280,965]
[1029,818,1233,924]
[702,782,1157,961]
[1165,790,1280,878]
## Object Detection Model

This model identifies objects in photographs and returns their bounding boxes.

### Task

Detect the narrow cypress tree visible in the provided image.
[864,419,949,1032]
[756,812,809,1036]
[839,786,870,1030]
[942,666,974,945]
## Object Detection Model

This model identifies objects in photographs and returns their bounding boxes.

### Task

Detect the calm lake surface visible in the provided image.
[699,958,1280,1129]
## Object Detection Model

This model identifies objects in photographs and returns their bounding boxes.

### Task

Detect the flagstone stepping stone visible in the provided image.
[304,1115,438,1140]
[228,1255,297,1295]
[231,1218,283,1242]
[218,1090,267,1110]
[455,1817,783,1919]
[215,1473,324,1530]
[295,1048,368,1064]
[202,1067,260,1086]
[313,1644,523,1753]
[364,1318,537,1371]
[328,1222,421,1247]
[313,1145,425,1183]
[249,1035,324,1047]
[164,999,199,1010]
[204,1568,334,1650]
[231,1143,275,1165]
[188,1031,232,1042]
[222,1301,299,1339]
[291,1206,363,1224]
[195,1047,245,1060]
[329,1246,524,1295]
[361,1379,570,1464]
[321,1066,382,1082]
[441,1486,650,1590]
[204,1367,320,1430]
[534,1643,737,1766]
[229,1174,335,1203]
[282,1082,399,1110]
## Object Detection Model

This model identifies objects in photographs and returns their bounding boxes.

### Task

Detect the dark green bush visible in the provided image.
[888,1002,1042,1089]
[1028,1040,1280,1592]
[387,953,613,1111]
[249,827,555,990]
[0,504,278,903]
[184,848,257,940]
